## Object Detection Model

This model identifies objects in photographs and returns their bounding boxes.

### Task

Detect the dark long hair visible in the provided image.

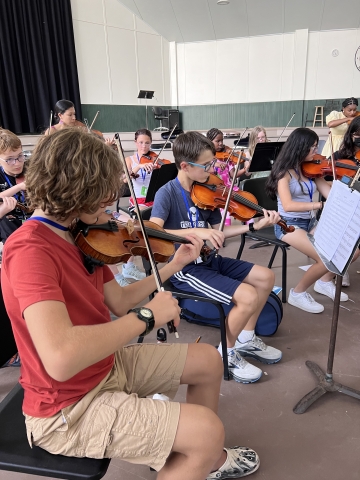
[265,128,319,200]
[337,116,360,159]
[206,128,222,141]
[54,99,74,124]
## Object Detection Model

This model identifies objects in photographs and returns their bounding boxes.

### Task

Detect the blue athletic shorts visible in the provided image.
[274,217,311,241]
[170,254,254,306]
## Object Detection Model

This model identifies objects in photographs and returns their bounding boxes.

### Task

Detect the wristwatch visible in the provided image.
[127,307,155,336]
[248,222,256,233]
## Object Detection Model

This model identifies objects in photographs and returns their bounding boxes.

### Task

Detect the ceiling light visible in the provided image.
[217,0,230,5]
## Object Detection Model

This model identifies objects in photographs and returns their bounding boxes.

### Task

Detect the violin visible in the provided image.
[0,197,32,214]
[215,150,246,164]
[191,174,294,234]
[301,155,359,179]
[69,217,211,265]
[139,151,172,168]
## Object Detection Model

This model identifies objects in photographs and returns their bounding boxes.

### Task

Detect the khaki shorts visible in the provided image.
[25,343,188,471]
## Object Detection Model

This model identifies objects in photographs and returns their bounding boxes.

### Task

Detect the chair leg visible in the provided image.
[214,304,230,381]
[236,234,246,260]
[268,245,279,269]
[280,246,287,303]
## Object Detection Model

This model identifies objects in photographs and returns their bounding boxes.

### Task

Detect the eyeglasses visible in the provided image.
[187,159,216,172]
[0,152,26,165]
[310,145,318,152]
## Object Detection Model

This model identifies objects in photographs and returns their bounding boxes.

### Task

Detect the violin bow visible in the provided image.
[49,110,53,131]
[329,131,337,180]
[114,133,179,338]
[225,127,248,166]
[276,113,295,142]
[89,110,100,130]
[83,118,91,133]
[153,123,177,166]
[215,149,244,256]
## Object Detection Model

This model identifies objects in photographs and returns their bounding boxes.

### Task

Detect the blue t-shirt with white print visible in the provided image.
[152,178,221,231]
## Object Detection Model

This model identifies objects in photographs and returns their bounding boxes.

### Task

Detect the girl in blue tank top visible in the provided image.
[266,128,358,314]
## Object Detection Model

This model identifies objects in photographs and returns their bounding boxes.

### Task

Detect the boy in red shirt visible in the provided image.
[2,129,260,480]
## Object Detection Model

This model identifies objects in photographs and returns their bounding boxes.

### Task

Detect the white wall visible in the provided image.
[174,29,360,105]
[71,0,171,105]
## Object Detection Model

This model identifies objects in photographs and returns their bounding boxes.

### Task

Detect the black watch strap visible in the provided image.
[248,222,256,233]
[127,307,155,336]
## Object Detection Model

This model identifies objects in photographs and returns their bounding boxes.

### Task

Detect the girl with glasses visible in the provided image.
[266,128,358,314]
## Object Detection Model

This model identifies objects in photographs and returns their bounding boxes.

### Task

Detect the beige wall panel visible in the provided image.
[73,20,111,104]
[248,35,283,102]
[215,38,249,104]
[280,34,295,101]
[71,0,104,24]
[104,0,134,29]
[107,27,138,104]
[137,32,164,104]
[176,44,186,105]
[184,42,216,105]
[312,30,359,99]
[135,17,159,35]
[162,39,171,105]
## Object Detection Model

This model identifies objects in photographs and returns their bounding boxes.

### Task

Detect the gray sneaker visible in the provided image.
[227,350,262,384]
[114,273,131,287]
[207,446,260,479]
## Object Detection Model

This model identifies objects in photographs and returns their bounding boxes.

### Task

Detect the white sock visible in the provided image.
[238,330,254,344]
[217,344,234,355]
[123,262,134,270]
[291,289,305,297]
[317,279,332,286]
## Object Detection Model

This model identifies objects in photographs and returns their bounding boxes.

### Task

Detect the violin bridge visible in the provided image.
[126,219,135,235]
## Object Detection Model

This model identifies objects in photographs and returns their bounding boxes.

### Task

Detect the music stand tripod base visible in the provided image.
[293,273,360,414]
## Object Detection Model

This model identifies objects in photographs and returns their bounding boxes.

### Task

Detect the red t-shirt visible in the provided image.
[1,221,115,417]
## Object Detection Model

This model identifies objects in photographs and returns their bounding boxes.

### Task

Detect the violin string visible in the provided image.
[213,185,263,212]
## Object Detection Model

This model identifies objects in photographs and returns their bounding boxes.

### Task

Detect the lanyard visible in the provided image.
[27,216,69,231]
[295,169,314,202]
[1,168,25,203]
[176,178,199,228]
[136,153,147,182]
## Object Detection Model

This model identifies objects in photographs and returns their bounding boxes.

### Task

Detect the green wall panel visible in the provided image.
[81,99,345,132]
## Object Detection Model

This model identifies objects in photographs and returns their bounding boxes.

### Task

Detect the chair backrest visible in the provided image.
[152,107,165,118]
[241,177,277,211]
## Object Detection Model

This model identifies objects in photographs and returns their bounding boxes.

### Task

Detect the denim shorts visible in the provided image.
[274,217,311,240]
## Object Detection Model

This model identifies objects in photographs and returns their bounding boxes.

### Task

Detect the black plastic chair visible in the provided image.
[237,177,289,303]
[0,284,111,480]
[152,107,169,131]
[162,279,230,381]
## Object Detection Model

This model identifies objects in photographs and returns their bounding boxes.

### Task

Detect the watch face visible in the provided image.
[140,308,153,319]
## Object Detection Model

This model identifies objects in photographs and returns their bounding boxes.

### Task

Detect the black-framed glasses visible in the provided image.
[187,159,216,172]
[0,152,26,166]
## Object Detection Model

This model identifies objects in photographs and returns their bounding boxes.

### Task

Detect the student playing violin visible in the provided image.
[151,131,282,389]
[207,128,250,225]
[44,99,76,135]
[333,115,360,163]
[245,126,270,179]
[321,97,359,158]
[0,129,30,243]
[266,128,358,314]
[2,128,250,480]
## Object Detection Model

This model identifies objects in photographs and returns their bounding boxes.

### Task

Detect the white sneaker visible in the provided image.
[235,335,282,364]
[314,280,348,302]
[114,273,131,287]
[288,288,324,313]
[227,349,262,384]
[207,446,260,479]
[122,265,146,281]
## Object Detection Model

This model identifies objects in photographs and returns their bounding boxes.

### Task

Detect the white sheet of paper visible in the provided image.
[331,201,360,271]
[299,264,312,271]
[314,181,360,264]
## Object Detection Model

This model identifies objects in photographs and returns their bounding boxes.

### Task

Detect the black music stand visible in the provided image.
[145,163,178,203]
[249,142,284,173]
[293,179,360,414]
[138,90,154,130]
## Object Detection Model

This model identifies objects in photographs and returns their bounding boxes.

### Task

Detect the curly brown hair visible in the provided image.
[26,129,123,220]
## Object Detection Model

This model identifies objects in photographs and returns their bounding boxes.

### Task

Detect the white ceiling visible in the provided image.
[117,0,360,43]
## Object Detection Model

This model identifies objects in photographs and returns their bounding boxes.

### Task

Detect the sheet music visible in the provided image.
[314,180,360,274]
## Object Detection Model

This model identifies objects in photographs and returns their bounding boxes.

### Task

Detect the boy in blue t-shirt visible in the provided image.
[151,131,283,384]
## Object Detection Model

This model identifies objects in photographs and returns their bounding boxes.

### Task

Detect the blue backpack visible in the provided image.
[179,291,283,336]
